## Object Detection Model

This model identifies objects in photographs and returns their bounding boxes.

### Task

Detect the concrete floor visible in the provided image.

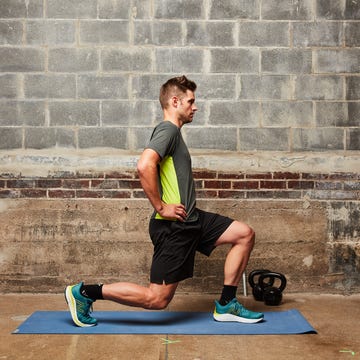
[1,292,359,360]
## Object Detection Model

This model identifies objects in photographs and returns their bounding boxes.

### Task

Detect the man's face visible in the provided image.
[177,90,197,124]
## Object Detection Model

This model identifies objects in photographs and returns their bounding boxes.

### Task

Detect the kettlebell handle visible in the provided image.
[248,269,274,288]
[259,272,287,292]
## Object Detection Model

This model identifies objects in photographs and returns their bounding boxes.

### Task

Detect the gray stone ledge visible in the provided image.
[0,149,359,176]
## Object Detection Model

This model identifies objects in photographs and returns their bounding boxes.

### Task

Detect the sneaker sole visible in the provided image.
[213,312,263,324]
[64,286,96,327]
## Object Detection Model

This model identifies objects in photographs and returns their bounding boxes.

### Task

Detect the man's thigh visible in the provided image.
[214,220,253,246]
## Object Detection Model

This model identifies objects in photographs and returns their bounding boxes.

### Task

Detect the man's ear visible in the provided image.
[171,96,180,108]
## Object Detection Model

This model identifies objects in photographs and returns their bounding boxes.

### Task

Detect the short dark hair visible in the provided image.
[159,75,197,109]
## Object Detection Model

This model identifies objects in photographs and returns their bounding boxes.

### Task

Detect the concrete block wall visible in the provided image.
[0,0,359,294]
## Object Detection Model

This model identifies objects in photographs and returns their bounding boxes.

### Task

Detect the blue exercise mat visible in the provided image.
[13,309,316,335]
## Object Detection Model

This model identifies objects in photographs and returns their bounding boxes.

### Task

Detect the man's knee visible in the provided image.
[146,293,172,310]
[145,287,175,310]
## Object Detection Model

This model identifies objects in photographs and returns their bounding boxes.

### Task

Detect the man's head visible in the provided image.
[159,75,197,110]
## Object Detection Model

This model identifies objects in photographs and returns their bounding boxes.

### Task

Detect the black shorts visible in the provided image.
[149,208,233,284]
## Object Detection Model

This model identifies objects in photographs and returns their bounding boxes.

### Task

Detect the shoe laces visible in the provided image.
[76,297,94,318]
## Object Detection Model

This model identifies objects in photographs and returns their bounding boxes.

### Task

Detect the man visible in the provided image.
[65,75,263,327]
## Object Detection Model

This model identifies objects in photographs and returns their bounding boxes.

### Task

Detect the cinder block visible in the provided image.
[239,75,292,100]
[239,22,289,46]
[347,129,360,150]
[102,101,154,126]
[316,102,348,127]
[49,101,100,126]
[155,0,204,19]
[155,48,204,73]
[316,49,360,73]
[345,22,360,46]
[262,0,313,20]
[317,0,360,20]
[78,127,128,148]
[77,75,128,99]
[293,128,344,151]
[0,100,45,126]
[132,74,182,100]
[186,21,235,46]
[26,20,75,45]
[0,0,43,18]
[25,128,76,149]
[262,101,313,127]
[346,76,360,100]
[348,103,360,126]
[0,20,23,44]
[316,0,344,19]
[0,74,17,98]
[210,48,258,73]
[189,75,237,100]
[130,127,154,150]
[98,0,130,19]
[47,0,97,18]
[102,48,152,72]
[293,22,342,47]
[48,48,98,72]
[209,101,260,126]
[24,74,76,99]
[344,0,360,19]
[262,49,312,74]
[184,127,237,150]
[0,128,22,149]
[295,75,343,100]
[134,20,183,45]
[209,0,259,19]
[80,20,129,44]
[0,48,45,72]
[239,128,289,151]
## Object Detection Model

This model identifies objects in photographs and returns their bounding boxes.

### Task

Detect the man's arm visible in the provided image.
[137,148,187,221]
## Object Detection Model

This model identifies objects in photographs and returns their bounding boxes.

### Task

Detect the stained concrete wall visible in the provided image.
[0,0,359,294]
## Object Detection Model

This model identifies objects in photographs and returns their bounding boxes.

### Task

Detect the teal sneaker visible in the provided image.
[213,298,264,324]
[65,282,97,327]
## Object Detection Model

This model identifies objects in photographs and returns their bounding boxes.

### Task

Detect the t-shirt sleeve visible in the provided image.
[146,123,179,159]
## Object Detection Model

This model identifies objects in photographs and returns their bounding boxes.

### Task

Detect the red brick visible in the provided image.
[260,181,286,189]
[233,181,258,190]
[204,180,231,189]
[105,171,135,179]
[76,190,131,198]
[246,173,272,179]
[36,179,62,188]
[196,190,218,198]
[20,189,47,198]
[91,179,119,189]
[246,191,275,199]
[194,180,203,189]
[7,179,34,188]
[118,180,142,189]
[328,173,360,180]
[288,181,314,189]
[218,190,245,199]
[0,189,15,198]
[193,170,217,179]
[48,190,76,198]
[63,180,90,189]
[218,172,245,179]
[273,172,301,179]
[133,190,146,198]
[302,173,329,180]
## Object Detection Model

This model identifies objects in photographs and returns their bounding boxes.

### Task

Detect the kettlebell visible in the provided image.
[258,272,287,306]
[248,269,275,301]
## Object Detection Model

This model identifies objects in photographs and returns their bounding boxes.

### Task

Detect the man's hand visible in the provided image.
[158,202,187,222]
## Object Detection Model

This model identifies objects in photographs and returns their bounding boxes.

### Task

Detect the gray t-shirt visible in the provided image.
[146,121,198,222]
